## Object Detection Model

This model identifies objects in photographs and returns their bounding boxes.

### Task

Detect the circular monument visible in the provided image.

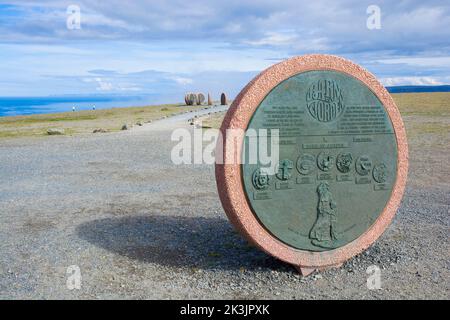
[215,54,408,275]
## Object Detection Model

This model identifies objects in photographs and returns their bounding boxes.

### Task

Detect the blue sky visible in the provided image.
[0,0,449,99]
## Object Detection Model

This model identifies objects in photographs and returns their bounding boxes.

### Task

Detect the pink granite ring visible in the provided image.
[215,54,408,275]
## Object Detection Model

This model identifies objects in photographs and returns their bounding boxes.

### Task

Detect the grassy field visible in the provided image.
[0,103,205,139]
[392,93,450,147]
[0,92,449,141]
[394,92,450,116]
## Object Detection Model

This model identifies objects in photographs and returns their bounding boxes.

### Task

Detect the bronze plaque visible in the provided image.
[241,70,398,251]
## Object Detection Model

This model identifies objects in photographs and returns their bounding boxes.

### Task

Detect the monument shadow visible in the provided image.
[76,214,289,271]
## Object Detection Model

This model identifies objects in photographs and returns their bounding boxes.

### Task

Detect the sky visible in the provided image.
[0,0,449,99]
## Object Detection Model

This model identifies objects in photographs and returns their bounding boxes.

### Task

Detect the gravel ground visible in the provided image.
[0,106,448,299]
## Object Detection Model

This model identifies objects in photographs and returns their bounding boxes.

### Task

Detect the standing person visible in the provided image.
[72,106,76,112]
[92,105,96,110]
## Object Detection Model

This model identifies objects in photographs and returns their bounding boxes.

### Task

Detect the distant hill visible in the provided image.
[387,85,450,93]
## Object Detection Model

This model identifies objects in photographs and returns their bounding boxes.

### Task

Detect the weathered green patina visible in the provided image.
[241,70,398,251]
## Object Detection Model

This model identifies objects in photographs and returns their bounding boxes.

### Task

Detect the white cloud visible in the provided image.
[1,1,450,97]
[173,77,193,85]
[222,22,242,34]
[83,77,114,91]
[245,31,298,46]
[377,56,450,68]
[381,76,444,86]
[80,12,146,32]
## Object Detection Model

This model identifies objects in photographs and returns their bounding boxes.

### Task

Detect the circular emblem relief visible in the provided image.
[275,159,293,180]
[252,168,270,190]
[355,155,373,176]
[373,163,388,183]
[306,79,345,122]
[317,152,334,172]
[297,154,316,175]
[336,152,353,173]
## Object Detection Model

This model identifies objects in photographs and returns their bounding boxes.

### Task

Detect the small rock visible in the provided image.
[121,124,128,130]
[313,274,323,280]
[93,128,107,133]
[136,122,142,126]
[431,271,439,283]
[47,128,64,135]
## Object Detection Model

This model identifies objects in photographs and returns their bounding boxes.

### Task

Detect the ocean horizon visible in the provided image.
[0,85,449,117]
[0,94,181,117]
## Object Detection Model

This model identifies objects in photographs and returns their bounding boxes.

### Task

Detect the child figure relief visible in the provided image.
[310,182,339,248]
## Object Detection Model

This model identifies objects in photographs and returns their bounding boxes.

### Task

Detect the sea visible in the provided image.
[0,94,178,117]
[0,85,449,117]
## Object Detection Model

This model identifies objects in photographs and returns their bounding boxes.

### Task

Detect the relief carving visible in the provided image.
[276,159,293,180]
[252,168,270,190]
[373,163,388,183]
[309,182,339,248]
[317,152,334,172]
[306,79,345,122]
[336,152,353,173]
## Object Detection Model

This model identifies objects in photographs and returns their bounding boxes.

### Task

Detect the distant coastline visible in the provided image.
[386,85,450,93]
[0,94,182,117]
[0,85,449,117]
